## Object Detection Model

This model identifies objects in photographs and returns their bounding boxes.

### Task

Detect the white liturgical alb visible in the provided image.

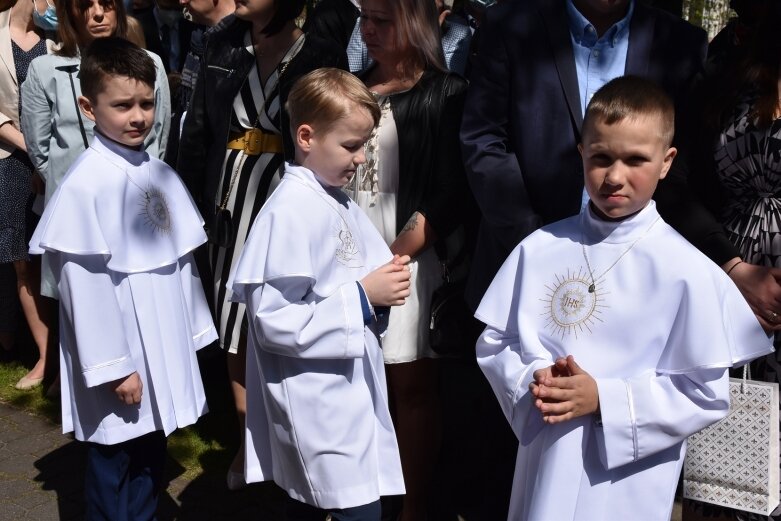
[227,163,405,509]
[29,133,217,445]
[475,202,773,521]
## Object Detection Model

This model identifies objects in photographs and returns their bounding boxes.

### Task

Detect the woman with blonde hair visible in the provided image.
[354,0,469,518]
[0,0,56,389]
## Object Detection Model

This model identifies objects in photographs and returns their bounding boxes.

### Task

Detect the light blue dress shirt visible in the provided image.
[566,0,634,209]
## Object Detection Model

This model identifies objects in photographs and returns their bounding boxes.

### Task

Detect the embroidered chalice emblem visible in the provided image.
[541,267,607,338]
[141,186,172,234]
[335,228,359,265]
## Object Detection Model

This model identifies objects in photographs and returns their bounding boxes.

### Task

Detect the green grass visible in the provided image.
[0,358,237,482]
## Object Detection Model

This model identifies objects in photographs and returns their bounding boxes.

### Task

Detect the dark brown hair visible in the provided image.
[260,0,306,36]
[0,0,18,13]
[583,76,675,148]
[56,0,128,57]
[79,37,155,100]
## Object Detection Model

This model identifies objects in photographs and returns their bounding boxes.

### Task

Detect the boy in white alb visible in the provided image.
[475,76,774,521]
[28,38,216,519]
[227,68,409,520]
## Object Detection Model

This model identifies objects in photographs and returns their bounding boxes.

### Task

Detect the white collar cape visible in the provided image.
[475,201,773,374]
[228,162,392,300]
[29,133,207,273]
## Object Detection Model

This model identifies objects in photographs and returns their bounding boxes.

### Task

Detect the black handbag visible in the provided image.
[428,242,482,357]
[207,207,234,248]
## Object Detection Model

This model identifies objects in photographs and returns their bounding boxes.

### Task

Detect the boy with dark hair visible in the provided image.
[474,76,773,520]
[29,37,216,520]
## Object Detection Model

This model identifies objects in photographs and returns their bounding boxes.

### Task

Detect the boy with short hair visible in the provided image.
[29,37,216,519]
[475,76,773,520]
[227,67,408,520]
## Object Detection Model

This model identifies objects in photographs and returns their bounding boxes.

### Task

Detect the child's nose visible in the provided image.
[604,163,625,185]
[354,149,367,166]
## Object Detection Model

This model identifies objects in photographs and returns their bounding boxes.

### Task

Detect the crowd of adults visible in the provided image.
[1,0,780,519]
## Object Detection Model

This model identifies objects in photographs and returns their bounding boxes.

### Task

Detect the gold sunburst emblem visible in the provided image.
[541,267,607,338]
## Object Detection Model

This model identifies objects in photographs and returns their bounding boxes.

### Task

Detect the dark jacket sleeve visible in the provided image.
[419,74,469,240]
[459,3,543,252]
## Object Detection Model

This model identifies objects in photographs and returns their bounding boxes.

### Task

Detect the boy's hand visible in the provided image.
[111,372,143,405]
[530,356,599,424]
[361,259,411,306]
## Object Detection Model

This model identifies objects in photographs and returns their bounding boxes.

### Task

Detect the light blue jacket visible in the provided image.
[20,50,170,205]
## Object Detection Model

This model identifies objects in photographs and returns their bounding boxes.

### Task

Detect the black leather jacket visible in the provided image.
[177,15,347,217]
[375,67,470,239]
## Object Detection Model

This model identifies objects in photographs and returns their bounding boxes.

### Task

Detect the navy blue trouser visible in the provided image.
[84,430,167,521]
[285,495,381,521]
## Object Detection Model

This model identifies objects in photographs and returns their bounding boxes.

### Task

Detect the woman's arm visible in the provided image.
[20,60,52,179]
[0,121,26,151]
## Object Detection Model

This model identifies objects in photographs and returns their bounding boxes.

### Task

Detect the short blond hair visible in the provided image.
[286,68,381,135]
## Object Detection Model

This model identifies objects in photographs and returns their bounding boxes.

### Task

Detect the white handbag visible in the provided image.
[683,366,780,515]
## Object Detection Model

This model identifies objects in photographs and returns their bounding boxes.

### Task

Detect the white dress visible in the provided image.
[228,163,405,509]
[29,133,216,445]
[475,202,773,521]
[352,95,440,363]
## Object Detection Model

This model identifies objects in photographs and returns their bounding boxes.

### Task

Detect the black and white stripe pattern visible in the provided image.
[209,32,304,353]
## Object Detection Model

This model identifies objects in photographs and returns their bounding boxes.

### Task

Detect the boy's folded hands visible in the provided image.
[361,255,412,307]
[530,355,599,425]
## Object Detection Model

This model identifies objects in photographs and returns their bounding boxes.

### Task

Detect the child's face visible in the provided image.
[579,114,676,221]
[78,74,155,149]
[297,105,375,188]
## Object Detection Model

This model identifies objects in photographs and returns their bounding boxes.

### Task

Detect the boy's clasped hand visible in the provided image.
[530,355,599,424]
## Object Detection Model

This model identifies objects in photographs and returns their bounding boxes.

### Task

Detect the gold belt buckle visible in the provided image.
[243,128,263,155]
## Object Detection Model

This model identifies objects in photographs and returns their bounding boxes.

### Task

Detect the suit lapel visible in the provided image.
[539,0,583,131]
[625,2,653,77]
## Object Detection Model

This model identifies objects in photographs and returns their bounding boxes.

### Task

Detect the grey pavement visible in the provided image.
[0,401,285,520]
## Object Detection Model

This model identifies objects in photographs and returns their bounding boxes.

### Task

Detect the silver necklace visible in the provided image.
[89,145,172,234]
[581,216,660,293]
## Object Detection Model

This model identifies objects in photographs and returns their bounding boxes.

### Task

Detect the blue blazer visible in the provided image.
[460,0,707,309]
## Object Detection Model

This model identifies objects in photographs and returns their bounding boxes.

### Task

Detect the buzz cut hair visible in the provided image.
[286,68,381,135]
[79,37,156,101]
[583,76,675,148]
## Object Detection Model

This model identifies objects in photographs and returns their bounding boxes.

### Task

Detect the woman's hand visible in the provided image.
[727,259,781,332]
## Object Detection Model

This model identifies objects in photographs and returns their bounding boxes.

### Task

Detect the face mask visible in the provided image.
[32,0,58,32]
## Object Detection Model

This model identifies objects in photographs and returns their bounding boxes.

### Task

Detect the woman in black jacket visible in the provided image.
[353,0,468,518]
[177,0,346,489]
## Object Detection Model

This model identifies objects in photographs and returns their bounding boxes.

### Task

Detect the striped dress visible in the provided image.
[210,32,305,353]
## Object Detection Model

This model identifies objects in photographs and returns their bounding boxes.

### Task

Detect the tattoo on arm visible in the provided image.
[402,212,419,233]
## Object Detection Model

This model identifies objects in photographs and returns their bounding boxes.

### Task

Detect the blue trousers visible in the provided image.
[285,495,381,521]
[84,430,167,521]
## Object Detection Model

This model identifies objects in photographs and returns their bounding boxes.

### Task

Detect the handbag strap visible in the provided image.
[740,363,751,394]
[56,64,90,149]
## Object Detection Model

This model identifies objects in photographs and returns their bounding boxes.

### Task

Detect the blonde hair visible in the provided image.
[125,16,147,49]
[286,68,381,134]
[389,0,446,75]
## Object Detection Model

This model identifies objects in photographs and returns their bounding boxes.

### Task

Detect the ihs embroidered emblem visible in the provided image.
[542,267,607,338]
[141,186,172,234]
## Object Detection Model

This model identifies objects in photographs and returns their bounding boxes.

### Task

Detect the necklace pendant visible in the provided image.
[588,283,595,293]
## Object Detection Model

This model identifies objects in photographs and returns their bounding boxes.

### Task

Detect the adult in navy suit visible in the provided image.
[460,0,707,310]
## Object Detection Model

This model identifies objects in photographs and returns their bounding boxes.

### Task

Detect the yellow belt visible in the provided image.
[226,128,283,155]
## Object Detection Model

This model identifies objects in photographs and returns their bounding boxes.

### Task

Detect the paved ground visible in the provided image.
[0,401,287,520]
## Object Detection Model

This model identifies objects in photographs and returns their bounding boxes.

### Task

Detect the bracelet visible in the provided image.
[726,260,744,276]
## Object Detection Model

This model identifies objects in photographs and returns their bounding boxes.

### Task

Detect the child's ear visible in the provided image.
[658,146,678,180]
[78,96,97,123]
[577,143,584,157]
[296,124,314,152]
